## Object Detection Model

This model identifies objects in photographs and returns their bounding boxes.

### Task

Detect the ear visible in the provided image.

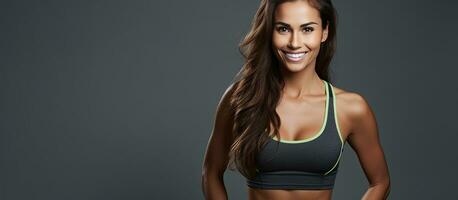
[321,22,329,43]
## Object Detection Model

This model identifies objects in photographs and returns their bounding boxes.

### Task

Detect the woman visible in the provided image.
[202,0,390,199]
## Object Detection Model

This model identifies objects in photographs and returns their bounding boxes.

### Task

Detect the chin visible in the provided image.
[282,62,308,72]
[283,56,313,69]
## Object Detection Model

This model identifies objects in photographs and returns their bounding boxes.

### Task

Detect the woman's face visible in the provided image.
[272,0,328,72]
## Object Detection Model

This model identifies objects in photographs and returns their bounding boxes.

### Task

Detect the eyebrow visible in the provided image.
[274,21,318,27]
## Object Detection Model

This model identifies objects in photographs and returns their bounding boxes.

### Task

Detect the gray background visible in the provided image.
[1,0,457,199]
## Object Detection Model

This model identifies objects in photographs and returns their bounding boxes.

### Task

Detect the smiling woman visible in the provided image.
[272,2,328,71]
[202,0,391,200]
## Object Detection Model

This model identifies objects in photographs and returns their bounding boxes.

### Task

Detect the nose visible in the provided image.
[287,32,301,49]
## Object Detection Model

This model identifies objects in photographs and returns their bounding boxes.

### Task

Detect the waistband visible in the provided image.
[247,170,337,190]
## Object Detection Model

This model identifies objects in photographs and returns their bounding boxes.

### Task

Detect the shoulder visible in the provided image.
[331,84,374,127]
[218,82,236,110]
[214,82,237,123]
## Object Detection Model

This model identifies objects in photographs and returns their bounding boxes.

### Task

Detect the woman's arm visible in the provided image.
[201,84,236,200]
[346,94,391,200]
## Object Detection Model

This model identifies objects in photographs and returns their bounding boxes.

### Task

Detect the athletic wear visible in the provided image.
[246,80,346,190]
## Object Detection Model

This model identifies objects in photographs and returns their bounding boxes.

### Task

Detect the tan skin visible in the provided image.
[202,1,390,200]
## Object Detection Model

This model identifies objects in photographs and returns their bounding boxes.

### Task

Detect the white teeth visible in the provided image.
[285,52,306,58]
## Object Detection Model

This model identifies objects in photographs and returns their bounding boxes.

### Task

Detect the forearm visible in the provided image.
[201,174,228,200]
[361,181,390,200]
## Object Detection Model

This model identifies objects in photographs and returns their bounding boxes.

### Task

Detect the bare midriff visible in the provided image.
[248,187,333,200]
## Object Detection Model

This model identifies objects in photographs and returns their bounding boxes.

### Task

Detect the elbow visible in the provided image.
[201,169,223,190]
[202,166,225,180]
[380,179,391,199]
[201,169,228,200]
[367,172,390,188]
[370,178,391,198]
[201,169,210,190]
[201,170,212,185]
[371,177,390,190]
[369,173,390,188]
[201,170,223,185]
[384,178,391,195]
[381,176,390,190]
[201,171,211,197]
[379,179,390,193]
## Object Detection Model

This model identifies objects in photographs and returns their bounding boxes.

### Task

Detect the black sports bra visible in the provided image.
[246,80,346,190]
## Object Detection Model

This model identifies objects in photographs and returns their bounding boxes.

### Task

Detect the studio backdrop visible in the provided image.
[1,0,457,199]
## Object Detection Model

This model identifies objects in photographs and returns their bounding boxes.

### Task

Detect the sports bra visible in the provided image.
[246,80,346,190]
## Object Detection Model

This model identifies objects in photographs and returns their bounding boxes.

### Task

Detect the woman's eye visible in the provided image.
[277,27,288,32]
[303,27,314,32]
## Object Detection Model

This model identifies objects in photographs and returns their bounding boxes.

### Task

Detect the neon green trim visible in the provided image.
[271,80,329,144]
[323,143,343,175]
[323,83,345,175]
[331,83,344,144]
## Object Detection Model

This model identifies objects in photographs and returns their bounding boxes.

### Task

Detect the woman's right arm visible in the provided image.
[201,84,236,200]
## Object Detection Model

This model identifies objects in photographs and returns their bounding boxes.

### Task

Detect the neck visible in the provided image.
[280,64,324,99]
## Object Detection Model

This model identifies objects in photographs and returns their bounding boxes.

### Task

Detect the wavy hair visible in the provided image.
[226,0,338,179]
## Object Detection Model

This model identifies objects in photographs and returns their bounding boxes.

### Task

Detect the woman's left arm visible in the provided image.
[346,94,391,200]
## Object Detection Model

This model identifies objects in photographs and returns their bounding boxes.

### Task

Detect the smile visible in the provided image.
[282,50,307,62]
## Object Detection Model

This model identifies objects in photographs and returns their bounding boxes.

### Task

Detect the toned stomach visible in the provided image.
[248,187,333,200]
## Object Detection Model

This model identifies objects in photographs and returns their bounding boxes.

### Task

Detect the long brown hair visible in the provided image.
[227,0,338,179]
